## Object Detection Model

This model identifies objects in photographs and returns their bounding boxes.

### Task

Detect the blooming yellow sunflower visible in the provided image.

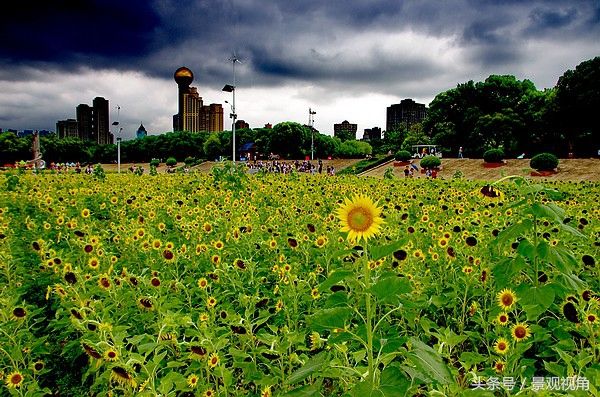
[511,323,531,342]
[208,352,219,368]
[104,348,119,361]
[585,312,598,324]
[187,374,199,388]
[5,371,24,388]
[493,338,510,355]
[204,389,215,397]
[336,195,384,243]
[496,312,510,326]
[497,289,517,310]
[493,360,506,374]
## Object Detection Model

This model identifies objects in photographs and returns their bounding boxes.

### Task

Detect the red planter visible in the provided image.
[531,170,557,177]
[483,162,506,168]
[393,161,411,167]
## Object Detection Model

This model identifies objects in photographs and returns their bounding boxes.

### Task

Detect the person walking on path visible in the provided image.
[458,146,464,159]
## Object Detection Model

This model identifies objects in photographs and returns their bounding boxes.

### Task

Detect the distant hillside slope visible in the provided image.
[361,158,600,181]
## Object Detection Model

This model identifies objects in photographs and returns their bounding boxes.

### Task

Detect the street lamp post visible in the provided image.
[309,108,316,160]
[112,105,121,173]
[117,128,122,173]
[223,55,240,163]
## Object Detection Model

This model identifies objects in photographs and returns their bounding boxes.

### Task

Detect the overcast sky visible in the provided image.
[1,0,599,139]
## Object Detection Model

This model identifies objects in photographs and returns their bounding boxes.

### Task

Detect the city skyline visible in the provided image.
[1,1,599,139]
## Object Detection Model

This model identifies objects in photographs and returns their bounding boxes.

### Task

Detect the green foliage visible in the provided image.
[483,148,505,163]
[134,165,145,176]
[425,75,546,157]
[420,155,441,169]
[203,133,223,160]
[394,150,412,162]
[270,122,310,159]
[530,152,559,171]
[380,126,407,154]
[211,161,248,194]
[336,140,372,158]
[383,167,395,179]
[92,164,105,180]
[555,56,600,156]
[149,164,158,176]
[0,132,32,163]
[400,123,430,152]
[184,156,196,166]
[4,173,20,191]
[0,173,598,396]
[337,154,394,175]
[165,157,177,167]
[150,158,160,167]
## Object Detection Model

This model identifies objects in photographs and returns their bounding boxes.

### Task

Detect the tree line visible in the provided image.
[1,56,598,164]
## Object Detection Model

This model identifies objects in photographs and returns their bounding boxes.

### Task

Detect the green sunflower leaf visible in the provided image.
[370,238,407,261]
[307,307,353,331]
[405,338,452,385]
[284,351,329,385]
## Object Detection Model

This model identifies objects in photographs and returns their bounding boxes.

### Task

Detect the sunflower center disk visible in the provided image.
[347,208,373,232]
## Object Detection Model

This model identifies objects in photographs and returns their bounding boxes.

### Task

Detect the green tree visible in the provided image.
[380,125,407,154]
[40,135,91,163]
[336,140,372,158]
[0,132,31,163]
[425,75,544,157]
[203,134,223,161]
[554,56,600,156]
[401,123,430,152]
[270,122,310,159]
[314,134,341,159]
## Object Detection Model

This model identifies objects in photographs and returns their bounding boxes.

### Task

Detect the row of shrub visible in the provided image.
[396,149,559,171]
[337,154,395,175]
[481,149,559,171]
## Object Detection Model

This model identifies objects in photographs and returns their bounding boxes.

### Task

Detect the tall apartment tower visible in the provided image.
[209,103,224,132]
[93,97,111,144]
[76,104,93,141]
[173,67,223,133]
[386,99,427,132]
[334,120,357,141]
[74,97,112,144]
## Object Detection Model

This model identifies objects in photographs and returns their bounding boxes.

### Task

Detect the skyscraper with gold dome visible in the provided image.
[173,67,223,133]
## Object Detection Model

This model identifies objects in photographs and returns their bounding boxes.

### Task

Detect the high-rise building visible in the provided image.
[386,99,427,132]
[93,97,111,144]
[209,104,223,132]
[76,104,93,141]
[334,120,357,141]
[362,127,382,141]
[72,97,112,144]
[173,67,223,133]
[56,119,79,139]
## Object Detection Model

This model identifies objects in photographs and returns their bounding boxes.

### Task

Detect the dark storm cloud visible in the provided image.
[1,0,599,133]
[2,0,599,85]
[0,0,160,69]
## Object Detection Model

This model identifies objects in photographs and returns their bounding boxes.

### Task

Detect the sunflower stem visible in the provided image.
[363,242,375,385]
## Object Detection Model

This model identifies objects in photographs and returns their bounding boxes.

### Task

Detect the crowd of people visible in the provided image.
[247,159,335,176]
[402,162,438,178]
[46,162,95,174]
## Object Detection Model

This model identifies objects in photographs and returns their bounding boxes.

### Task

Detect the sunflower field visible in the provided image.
[0,168,598,397]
